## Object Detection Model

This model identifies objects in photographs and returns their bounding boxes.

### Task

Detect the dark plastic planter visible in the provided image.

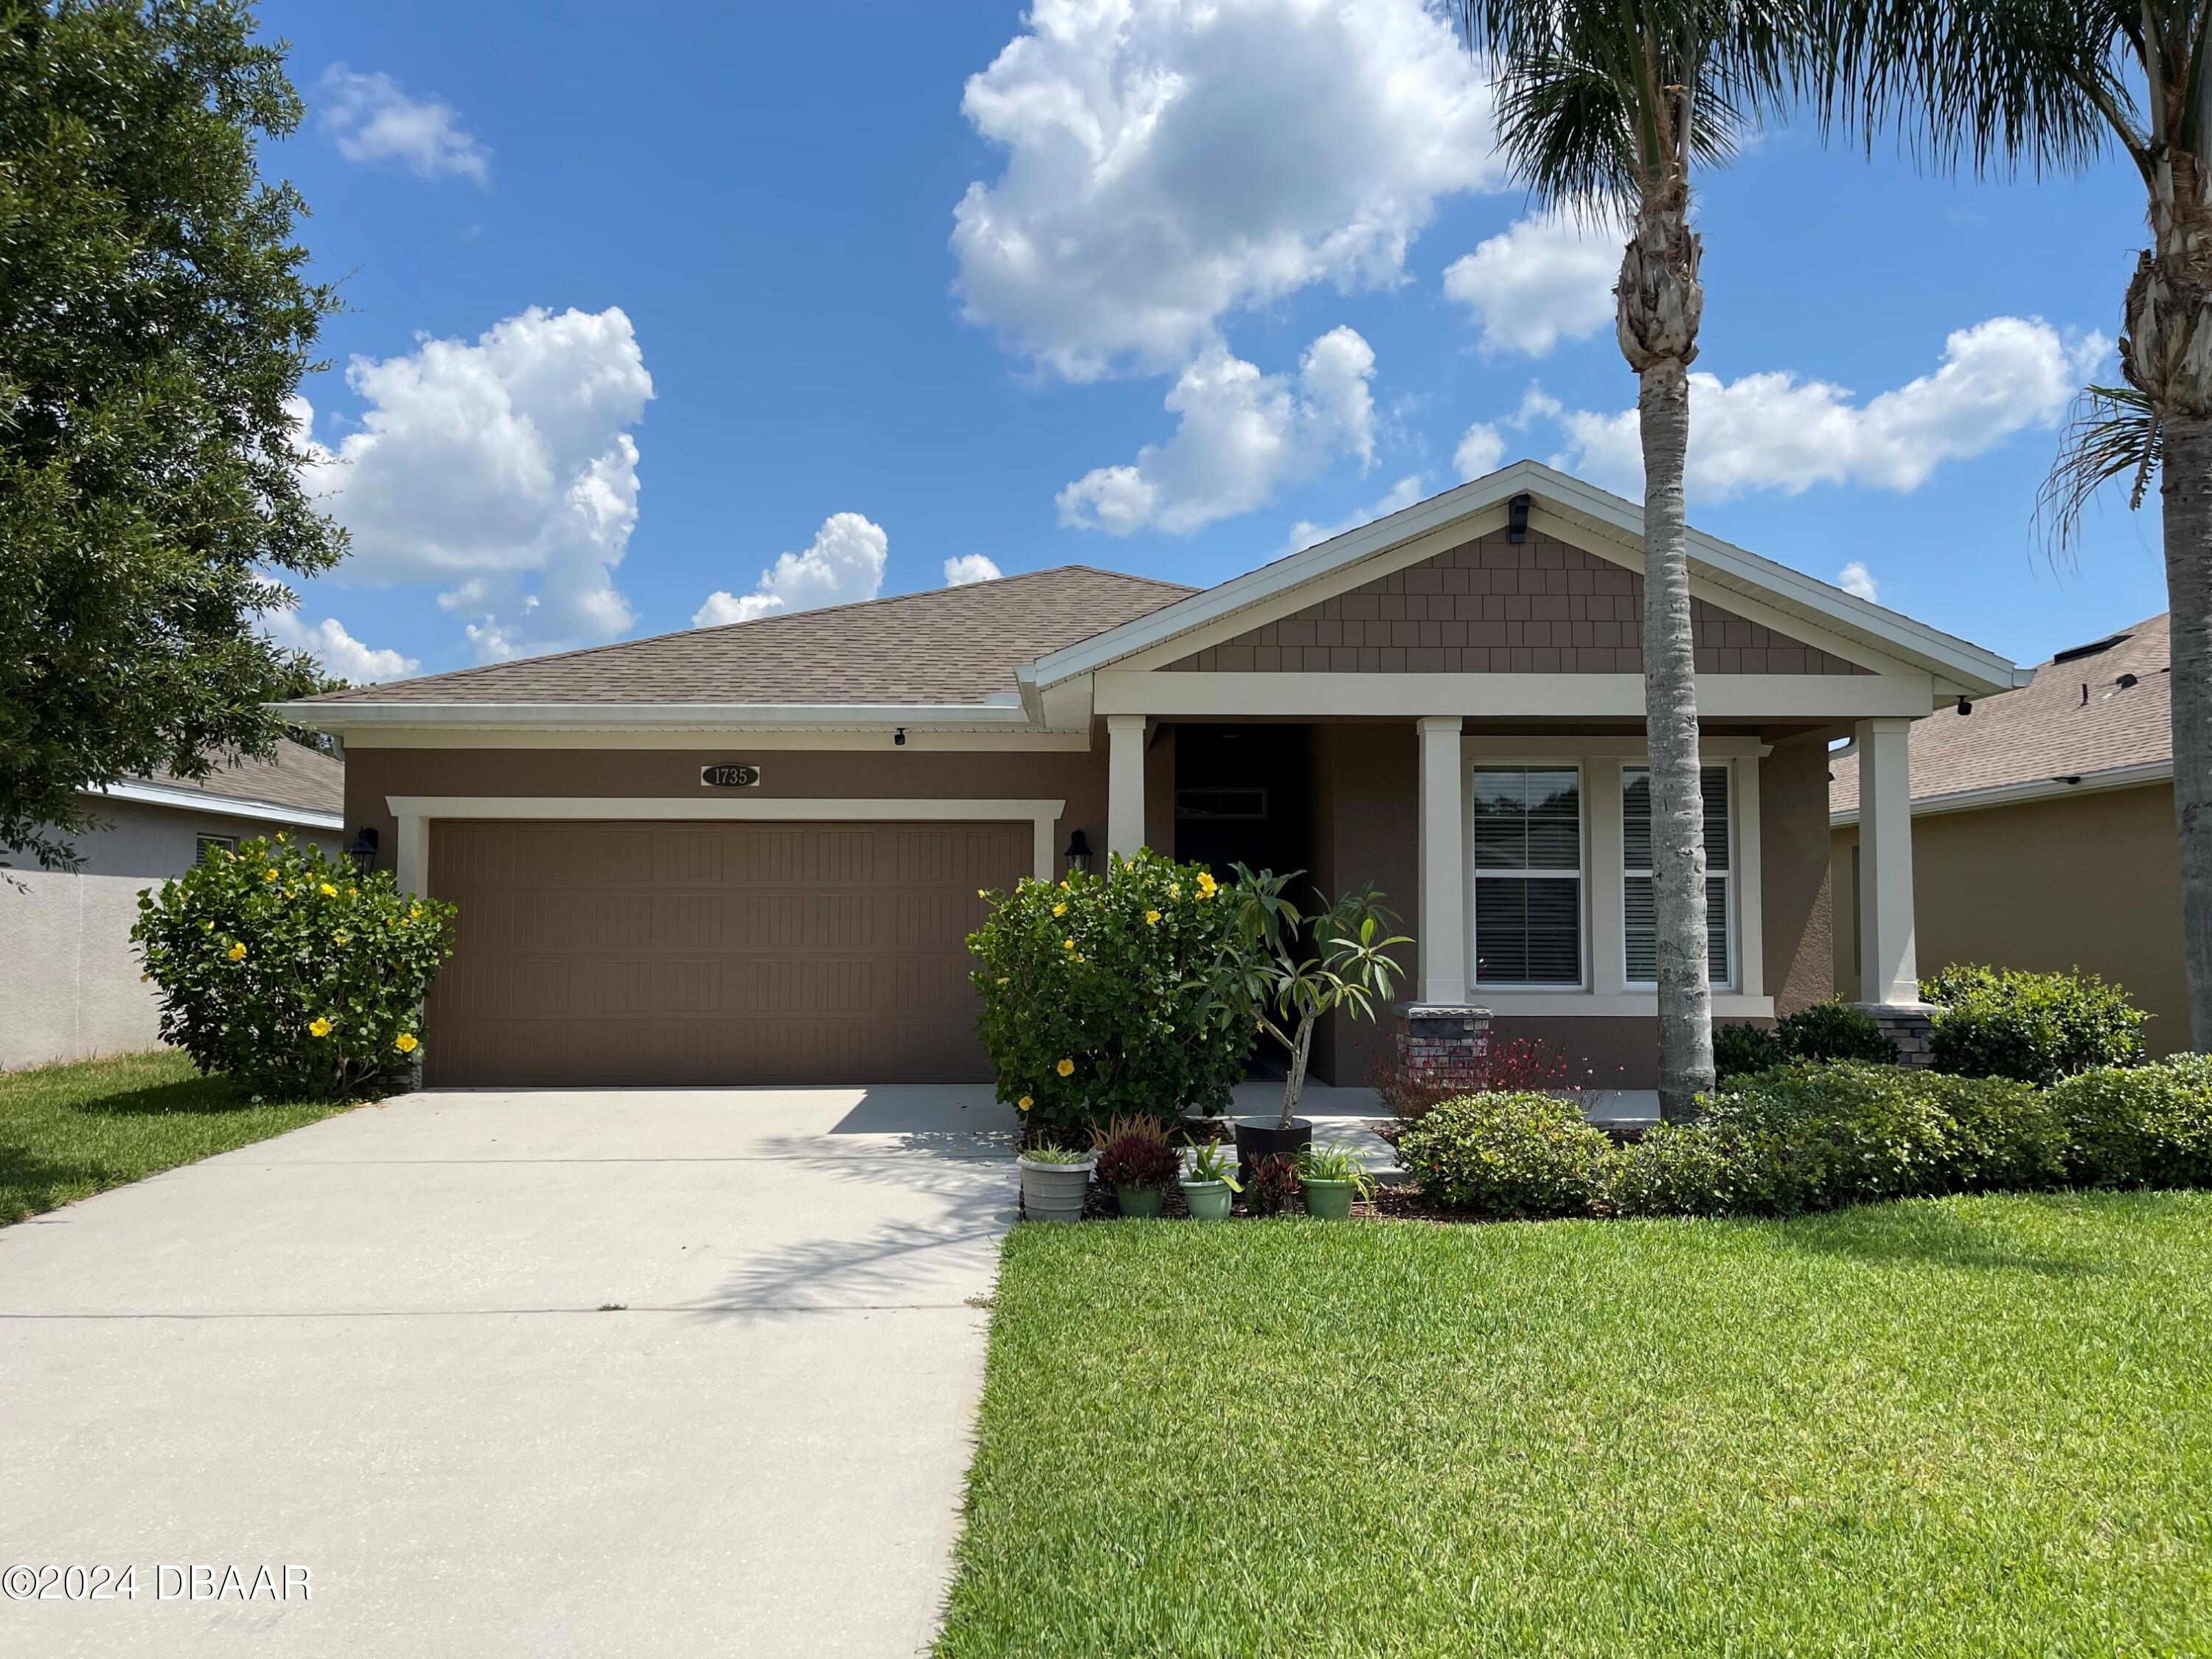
[1233,1116,1313,1184]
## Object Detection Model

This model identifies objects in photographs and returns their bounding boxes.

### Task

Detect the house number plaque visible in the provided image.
[700,763,762,789]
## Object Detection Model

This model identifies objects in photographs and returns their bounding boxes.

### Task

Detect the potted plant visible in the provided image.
[1091,1114,1179,1218]
[1016,1144,1095,1222]
[1293,1143,1377,1220]
[1179,1138,1242,1220]
[1195,866,1412,1185]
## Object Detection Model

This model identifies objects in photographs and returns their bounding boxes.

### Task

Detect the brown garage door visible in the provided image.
[422,819,1027,1087]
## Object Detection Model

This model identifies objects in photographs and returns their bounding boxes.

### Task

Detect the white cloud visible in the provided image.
[262,605,419,684]
[1550,317,2110,500]
[296,306,653,661]
[953,0,1502,380]
[1058,326,1377,535]
[1454,421,1506,481]
[319,66,490,184]
[1443,206,1618,357]
[693,513,890,627]
[943,554,1004,586]
[1279,474,1425,555]
[1837,561,1879,602]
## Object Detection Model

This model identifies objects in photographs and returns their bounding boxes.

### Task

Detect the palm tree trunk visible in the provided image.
[2161,414,2212,1048]
[1619,190,1714,1121]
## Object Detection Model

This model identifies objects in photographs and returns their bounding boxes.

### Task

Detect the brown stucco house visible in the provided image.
[281,462,2026,1092]
[1830,612,2185,1052]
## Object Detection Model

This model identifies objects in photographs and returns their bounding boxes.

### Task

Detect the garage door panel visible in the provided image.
[424,818,1026,1085]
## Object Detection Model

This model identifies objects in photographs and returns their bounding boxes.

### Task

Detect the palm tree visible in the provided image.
[1832,1,2212,1052]
[1453,2,1809,1119]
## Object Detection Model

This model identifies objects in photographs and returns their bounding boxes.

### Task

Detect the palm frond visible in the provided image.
[2036,383,2160,568]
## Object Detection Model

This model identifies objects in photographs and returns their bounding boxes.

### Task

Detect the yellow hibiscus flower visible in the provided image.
[226,941,247,961]
[1062,937,1076,950]
[1052,902,1066,917]
[307,1016,332,1037]
[1055,1057,1074,1077]
[1016,1094,1034,1112]
[319,882,338,897]
[1167,884,1180,899]
[1144,909,1161,925]
[394,1033,419,1054]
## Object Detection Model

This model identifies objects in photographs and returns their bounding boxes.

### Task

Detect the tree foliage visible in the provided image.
[0,0,344,867]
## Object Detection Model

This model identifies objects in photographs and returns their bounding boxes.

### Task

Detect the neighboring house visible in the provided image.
[1830,613,2185,1053]
[284,462,2025,1092]
[1,746,347,1071]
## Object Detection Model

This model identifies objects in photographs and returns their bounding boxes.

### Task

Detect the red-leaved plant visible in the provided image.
[1368,1034,1593,1140]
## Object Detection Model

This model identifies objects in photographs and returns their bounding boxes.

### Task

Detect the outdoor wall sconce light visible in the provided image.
[345,826,380,875]
[1064,829,1093,874]
[893,726,908,746]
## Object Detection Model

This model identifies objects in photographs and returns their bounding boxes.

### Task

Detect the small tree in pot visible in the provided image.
[1196,866,1411,1178]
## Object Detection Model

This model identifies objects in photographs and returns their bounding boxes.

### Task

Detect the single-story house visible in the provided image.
[1,745,347,1071]
[1831,611,2186,1052]
[283,461,2027,1092]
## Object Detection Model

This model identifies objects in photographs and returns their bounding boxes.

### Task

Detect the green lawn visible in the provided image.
[0,1050,352,1224]
[939,1194,2212,1658]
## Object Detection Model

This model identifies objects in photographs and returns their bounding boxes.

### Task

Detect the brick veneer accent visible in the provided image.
[1394,1004,1494,1093]
[1167,529,1869,675]
[1854,1002,1937,1069]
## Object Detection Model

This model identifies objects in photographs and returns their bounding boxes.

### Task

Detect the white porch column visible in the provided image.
[1854,717,1919,1004]
[1106,714,1147,862]
[1416,716,1467,1005]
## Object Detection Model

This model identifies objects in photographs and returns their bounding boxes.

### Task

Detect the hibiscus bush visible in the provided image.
[968,850,1253,1137]
[132,835,456,1099]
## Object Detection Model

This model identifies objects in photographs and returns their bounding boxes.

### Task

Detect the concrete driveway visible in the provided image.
[0,1087,1018,1658]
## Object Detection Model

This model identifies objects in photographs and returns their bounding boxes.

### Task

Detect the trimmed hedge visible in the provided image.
[1714,1001,1894,1082]
[1922,964,2148,1085]
[1401,1056,2208,1222]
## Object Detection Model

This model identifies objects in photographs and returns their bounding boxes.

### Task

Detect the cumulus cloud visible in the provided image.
[1279,475,1426,555]
[1454,421,1507,481]
[1058,327,1377,535]
[319,65,490,184]
[943,554,1004,586]
[296,305,653,661]
[1550,317,2110,500]
[1837,561,1879,601]
[1442,205,1618,357]
[953,0,1502,380]
[693,513,890,627]
[262,605,420,684]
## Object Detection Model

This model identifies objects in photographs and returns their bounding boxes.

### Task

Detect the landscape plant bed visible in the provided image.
[940,1192,2212,1657]
[0,1051,356,1225]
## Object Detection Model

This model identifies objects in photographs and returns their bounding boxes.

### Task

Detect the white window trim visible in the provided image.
[1621,760,1739,994]
[383,796,1067,896]
[1464,761,1590,993]
[1458,739,1770,1018]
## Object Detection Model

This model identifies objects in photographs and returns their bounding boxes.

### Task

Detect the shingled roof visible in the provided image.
[1831,613,2172,815]
[303,566,1194,707]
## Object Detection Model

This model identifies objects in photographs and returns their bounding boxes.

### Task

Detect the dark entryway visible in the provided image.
[1171,723,1315,883]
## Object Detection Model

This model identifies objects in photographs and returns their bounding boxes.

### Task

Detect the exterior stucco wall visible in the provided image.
[1,801,343,1072]
[1832,781,2188,1054]
[1761,733,1837,1020]
[1305,722,1419,1088]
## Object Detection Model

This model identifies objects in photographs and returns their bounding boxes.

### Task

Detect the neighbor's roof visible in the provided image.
[299,567,1193,710]
[88,742,346,827]
[1831,613,2172,818]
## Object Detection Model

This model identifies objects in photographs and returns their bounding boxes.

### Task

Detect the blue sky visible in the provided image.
[258,0,2171,684]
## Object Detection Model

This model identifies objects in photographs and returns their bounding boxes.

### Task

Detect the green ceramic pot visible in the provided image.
[1179,1178,1233,1220]
[1301,1178,1356,1220]
[1115,1184,1166,1219]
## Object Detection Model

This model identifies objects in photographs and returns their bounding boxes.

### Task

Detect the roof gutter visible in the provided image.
[86,777,344,832]
[270,698,1042,731]
[1830,757,2174,827]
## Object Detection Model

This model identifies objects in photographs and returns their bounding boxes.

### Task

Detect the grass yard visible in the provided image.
[939,1194,2212,1658]
[0,1051,352,1224]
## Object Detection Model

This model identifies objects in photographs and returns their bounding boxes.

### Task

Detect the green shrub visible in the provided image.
[1394,1092,1614,1219]
[1775,1001,1896,1065]
[1712,1021,1786,1082]
[968,850,1252,1133]
[1612,1062,2060,1217]
[131,835,455,1099]
[2050,1056,2212,1189]
[1922,964,2148,1085]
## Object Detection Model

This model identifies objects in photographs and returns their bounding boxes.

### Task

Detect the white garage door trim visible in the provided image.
[386,796,1068,894]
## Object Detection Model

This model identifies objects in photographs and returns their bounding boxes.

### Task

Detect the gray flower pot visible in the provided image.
[1018,1157,1095,1223]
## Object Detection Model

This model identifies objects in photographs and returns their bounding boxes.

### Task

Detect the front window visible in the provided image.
[1469,765,1584,987]
[1622,764,1733,987]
